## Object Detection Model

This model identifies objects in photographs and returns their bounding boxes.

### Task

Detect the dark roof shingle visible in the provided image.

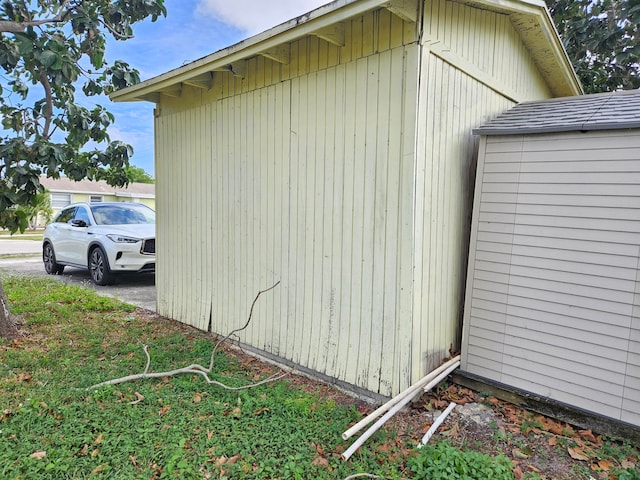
[474,90,640,135]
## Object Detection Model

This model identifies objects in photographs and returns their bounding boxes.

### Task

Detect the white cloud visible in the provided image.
[196,0,332,35]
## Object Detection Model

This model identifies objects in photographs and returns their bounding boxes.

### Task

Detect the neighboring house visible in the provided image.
[39,176,156,219]
[462,90,640,430]
[112,0,581,397]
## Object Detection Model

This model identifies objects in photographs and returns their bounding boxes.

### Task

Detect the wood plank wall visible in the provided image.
[410,0,546,376]
[155,1,555,395]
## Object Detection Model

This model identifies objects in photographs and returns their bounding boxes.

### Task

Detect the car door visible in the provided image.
[66,205,93,266]
[48,206,77,263]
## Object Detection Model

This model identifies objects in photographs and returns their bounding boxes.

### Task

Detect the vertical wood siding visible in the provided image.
[154,1,559,395]
[410,0,547,377]
[157,36,419,395]
[462,131,640,426]
[424,0,551,101]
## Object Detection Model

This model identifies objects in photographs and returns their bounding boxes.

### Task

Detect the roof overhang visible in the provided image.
[454,0,582,96]
[111,0,581,103]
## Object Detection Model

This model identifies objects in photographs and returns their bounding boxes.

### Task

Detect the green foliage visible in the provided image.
[618,467,640,480]
[14,190,52,229]
[124,165,155,184]
[0,0,166,233]
[547,0,640,93]
[408,442,516,480]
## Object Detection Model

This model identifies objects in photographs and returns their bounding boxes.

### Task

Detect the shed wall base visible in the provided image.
[233,341,391,405]
[454,371,640,445]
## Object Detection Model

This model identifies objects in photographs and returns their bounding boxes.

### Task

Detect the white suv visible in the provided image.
[42,202,156,285]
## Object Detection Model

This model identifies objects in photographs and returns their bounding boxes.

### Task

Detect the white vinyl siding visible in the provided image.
[462,130,640,427]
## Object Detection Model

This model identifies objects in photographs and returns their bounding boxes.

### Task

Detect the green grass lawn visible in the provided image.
[0,228,43,239]
[1,275,637,480]
[0,275,423,479]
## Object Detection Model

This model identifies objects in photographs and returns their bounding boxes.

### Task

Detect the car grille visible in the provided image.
[141,239,155,254]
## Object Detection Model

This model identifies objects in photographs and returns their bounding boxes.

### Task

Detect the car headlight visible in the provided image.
[107,234,140,244]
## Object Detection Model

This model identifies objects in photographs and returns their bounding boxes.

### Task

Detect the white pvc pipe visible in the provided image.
[418,401,456,447]
[342,355,461,440]
[342,360,460,461]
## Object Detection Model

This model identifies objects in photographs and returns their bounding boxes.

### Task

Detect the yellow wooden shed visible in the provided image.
[113,0,581,397]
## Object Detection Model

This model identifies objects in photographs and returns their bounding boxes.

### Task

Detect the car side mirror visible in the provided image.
[71,219,87,228]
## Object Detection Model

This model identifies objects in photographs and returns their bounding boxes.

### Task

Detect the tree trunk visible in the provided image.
[0,280,19,339]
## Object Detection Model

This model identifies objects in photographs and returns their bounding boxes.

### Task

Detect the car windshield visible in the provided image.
[90,204,155,226]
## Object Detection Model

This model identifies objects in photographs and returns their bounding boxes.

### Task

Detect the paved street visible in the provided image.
[0,239,156,311]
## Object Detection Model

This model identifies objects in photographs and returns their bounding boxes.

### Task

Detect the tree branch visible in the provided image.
[208,281,280,370]
[0,18,61,33]
[0,0,75,33]
[86,282,286,391]
[98,19,135,40]
[38,70,54,139]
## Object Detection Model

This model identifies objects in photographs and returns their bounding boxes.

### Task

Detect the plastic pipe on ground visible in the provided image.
[342,360,460,461]
[418,401,456,447]
[342,355,461,440]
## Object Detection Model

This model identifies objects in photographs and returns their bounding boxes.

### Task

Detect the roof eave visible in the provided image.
[112,0,582,103]
[111,0,413,103]
[457,0,582,97]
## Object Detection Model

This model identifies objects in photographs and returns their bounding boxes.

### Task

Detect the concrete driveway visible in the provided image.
[0,239,156,311]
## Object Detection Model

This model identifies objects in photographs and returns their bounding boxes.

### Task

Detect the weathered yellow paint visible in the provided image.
[143,1,576,396]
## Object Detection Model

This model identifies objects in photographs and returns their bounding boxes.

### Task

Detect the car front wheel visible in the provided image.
[43,243,65,275]
[89,246,113,286]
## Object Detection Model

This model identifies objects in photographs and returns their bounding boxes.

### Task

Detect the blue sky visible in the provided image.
[104,0,332,177]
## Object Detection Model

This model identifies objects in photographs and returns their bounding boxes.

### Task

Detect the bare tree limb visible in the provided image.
[86,282,286,391]
[98,19,135,40]
[343,474,383,480]
[0,18,62,33]
[39,70,54,139]
[0,0,75,33]
[208,281,280,370]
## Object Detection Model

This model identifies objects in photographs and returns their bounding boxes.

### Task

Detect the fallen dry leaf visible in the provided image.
[130,392,145,405]
[16,373,32,383]
[513,466,524,479]
[597,459,613,471]
[29,451,46,460]
[512,448,530,459]
[130,455,138,467]
[91,463,108,474]
[213,454,240,466]
[159,405,171,417]
[253,407,269,416]
[548,436,558,446]
[440,422,460,437]
[311,442,326,456]
[224,406,242,418]
[311,456,329,467]
[94,434,104,445]
[568,447,589,461]
[193,393,202,403]
[578,429,598,443]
